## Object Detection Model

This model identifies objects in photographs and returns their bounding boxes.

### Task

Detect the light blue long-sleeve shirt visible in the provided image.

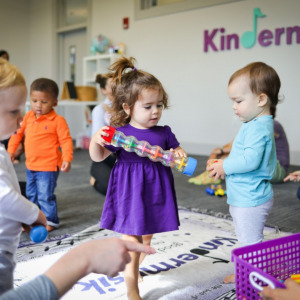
[223,115,276,207]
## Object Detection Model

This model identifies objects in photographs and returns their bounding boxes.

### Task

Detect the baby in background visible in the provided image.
[0,58,47,295]
[8,78,73,232]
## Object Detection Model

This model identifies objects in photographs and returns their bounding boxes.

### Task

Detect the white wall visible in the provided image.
[1,0,299,164]
[0,0,56,92]
[0,0,30,79]
[28,0,56,84]
[90,0,300,164]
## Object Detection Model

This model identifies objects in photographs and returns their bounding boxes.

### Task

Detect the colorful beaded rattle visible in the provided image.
[103,126,197,176]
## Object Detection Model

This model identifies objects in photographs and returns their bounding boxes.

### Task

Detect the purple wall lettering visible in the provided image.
[203,9,300,52]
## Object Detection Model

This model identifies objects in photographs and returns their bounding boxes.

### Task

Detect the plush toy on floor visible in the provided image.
[188,171,221,185]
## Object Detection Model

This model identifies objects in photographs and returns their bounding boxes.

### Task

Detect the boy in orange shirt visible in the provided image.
[8,78,73,232]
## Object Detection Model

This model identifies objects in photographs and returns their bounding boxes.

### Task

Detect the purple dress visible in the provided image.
[100,124,180,235]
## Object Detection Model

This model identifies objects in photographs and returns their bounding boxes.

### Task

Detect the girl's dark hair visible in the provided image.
[95,74,108,89]
[30,78,59,98]
[106,56,168,127]
[229,62,281,118]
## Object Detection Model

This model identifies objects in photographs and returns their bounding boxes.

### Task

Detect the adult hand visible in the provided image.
[261,278,300,300]
[22,210,47,234]
[283,171,300,182]
[9,152,15,163]
[44,237,155,297]
[33,209,48,227]
[86,238,156,277]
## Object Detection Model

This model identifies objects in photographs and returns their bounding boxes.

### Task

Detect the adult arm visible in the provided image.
[0,238,155,300]
[0,169,41,225]
[45,238,155,298]
[91,104,106,136]
[284,170,300,182]
[0,275,58,300]
[0,147,47,227]
[7,115,27,159]
[208,140,233,160]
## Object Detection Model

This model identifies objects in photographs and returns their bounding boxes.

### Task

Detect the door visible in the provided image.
[62,28,86,86]
[58,28,89,139]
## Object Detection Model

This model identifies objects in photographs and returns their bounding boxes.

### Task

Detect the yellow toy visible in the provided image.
[291,274,300,283]
[206,184,226,197]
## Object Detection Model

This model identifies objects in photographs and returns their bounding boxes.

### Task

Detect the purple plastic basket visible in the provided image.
[232,233,300,300]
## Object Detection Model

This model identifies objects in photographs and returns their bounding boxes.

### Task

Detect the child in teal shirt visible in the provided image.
[207,62,281,283]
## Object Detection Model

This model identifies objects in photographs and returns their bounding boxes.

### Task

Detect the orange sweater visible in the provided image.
[8,110,73,171]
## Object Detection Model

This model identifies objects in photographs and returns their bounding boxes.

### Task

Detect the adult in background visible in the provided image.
[90,74,116,195]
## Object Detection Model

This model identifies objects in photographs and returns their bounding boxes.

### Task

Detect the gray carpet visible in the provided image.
[15,149,299,243]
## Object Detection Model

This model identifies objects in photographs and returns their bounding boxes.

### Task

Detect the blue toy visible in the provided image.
[29,225,48,243]
[206,184,226,197]
[206,187,215,195]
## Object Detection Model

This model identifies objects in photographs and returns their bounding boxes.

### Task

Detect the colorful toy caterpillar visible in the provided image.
[103,126,197,176]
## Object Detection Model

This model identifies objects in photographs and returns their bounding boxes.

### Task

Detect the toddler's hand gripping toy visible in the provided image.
[103,126,197,176]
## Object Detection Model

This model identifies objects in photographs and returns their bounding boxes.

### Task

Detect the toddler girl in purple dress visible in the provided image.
[89,56,187,300]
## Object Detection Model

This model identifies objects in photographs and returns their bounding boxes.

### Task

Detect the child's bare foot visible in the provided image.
[127,292,142,300]
[223,273,235,283]
[46,225,56,232]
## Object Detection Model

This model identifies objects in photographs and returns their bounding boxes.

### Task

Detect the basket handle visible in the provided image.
[249,271,276,291]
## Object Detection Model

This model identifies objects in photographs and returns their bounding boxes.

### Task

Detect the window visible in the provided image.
[135,0,244,20]
[58,0,88,28]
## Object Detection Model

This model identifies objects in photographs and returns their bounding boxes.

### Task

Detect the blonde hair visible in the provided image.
[106,56,168,127]
[0,58,25,91]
